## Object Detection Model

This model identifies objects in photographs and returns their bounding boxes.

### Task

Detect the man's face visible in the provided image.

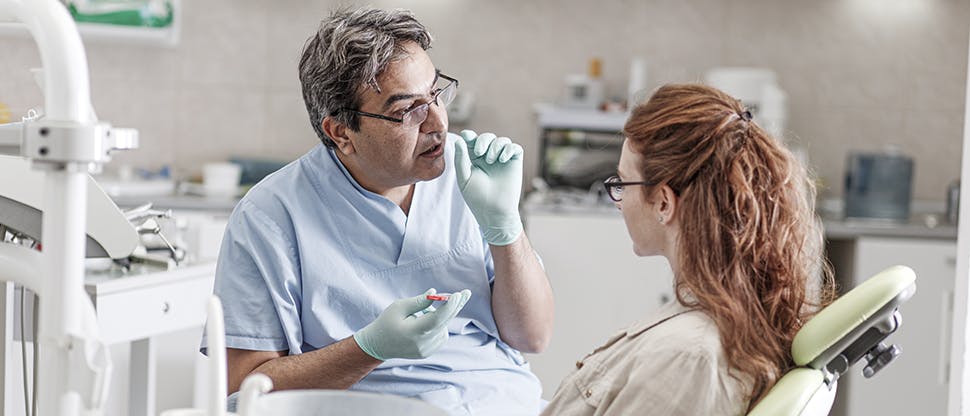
[343,41,449,190]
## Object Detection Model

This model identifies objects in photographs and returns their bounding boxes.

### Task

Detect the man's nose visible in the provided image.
[421,100,448,133]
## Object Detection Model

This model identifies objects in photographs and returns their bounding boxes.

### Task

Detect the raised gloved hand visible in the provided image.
[454,130,524,246]
[353,289,471,361]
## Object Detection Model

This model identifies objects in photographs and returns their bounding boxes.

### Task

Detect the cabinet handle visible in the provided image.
[941,291,954,384]
[162,301,171,314]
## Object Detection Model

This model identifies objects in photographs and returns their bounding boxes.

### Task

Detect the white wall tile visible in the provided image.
[0,0,965,200]
[265,0,328,89]
[85,43,179,88]
[901,106,965,199]
[263,85,318,161]
[173,85,266,175]
[177,0,269,87]
[90,80,178,171]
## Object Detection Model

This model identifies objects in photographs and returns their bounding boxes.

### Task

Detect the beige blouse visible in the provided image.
[541,301,751,416]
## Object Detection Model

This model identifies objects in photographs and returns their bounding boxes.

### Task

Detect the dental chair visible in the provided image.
[747,265,917,416]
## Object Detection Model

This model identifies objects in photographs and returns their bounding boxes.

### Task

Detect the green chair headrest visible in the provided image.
[792,265,916,366]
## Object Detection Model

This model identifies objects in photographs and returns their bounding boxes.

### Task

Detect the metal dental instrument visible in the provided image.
[134,218,181,266]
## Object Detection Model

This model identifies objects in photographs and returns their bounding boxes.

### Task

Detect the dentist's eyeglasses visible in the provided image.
[603,175,654,202]
[338,72,459,128]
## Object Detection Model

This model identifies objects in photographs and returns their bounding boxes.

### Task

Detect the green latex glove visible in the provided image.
[454,130,525,246]
[353,289,472,361]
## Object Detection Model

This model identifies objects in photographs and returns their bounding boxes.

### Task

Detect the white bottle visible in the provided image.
[627,57,648,109]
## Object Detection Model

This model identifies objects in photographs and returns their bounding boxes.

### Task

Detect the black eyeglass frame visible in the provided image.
[335,72,459,125]
[603,175,655,202]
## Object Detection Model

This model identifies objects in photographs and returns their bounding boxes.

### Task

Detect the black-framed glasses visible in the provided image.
[603,175,654,202]
[338,72,459,128]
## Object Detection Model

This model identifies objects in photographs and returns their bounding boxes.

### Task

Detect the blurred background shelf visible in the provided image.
[535,104,628,133]
[535,105,627,191]
[0,0,180,47]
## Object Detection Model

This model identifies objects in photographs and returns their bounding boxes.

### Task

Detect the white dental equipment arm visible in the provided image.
[0,244,110,415]
[206,297,228,416]
[0,0,138,414]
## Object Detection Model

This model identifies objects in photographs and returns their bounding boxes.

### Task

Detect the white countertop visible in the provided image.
[821,216,956,240]
[112,193,240,212]
[84,260,217,295]
[116,190,958,240]
[523,195,957,241]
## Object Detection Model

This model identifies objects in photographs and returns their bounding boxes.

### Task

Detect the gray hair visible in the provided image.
[299,8,433,147]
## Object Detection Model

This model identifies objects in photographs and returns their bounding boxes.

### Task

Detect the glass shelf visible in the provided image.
[535,103,628,132]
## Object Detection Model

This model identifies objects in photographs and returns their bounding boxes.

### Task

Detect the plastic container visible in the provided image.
[202,162,242,197]
[246,390,448,416]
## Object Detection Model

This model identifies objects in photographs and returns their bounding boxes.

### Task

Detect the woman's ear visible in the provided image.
[322,116,356,155]
[657,184,679,224]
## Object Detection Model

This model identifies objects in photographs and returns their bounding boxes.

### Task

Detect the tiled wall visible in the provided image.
[1,0,967,200]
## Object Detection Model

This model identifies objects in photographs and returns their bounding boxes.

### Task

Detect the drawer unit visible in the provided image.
[92,273,214,344]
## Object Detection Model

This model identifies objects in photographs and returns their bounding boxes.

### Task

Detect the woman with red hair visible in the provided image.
[542,84,835,415]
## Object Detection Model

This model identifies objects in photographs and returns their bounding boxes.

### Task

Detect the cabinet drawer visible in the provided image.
[93,275,214,344]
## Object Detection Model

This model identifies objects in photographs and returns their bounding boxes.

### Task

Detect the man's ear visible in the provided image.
[322,116,355,155]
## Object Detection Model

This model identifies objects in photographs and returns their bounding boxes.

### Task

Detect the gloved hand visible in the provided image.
[454,130,525,246]
[353,289,472,361]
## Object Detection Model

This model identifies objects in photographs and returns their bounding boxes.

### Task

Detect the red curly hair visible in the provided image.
[623,83,836,409]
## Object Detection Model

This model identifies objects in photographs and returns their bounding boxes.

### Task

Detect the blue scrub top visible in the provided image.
[204,133,542,415]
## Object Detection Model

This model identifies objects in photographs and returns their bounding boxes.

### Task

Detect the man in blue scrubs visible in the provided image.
[207,7,553,415]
